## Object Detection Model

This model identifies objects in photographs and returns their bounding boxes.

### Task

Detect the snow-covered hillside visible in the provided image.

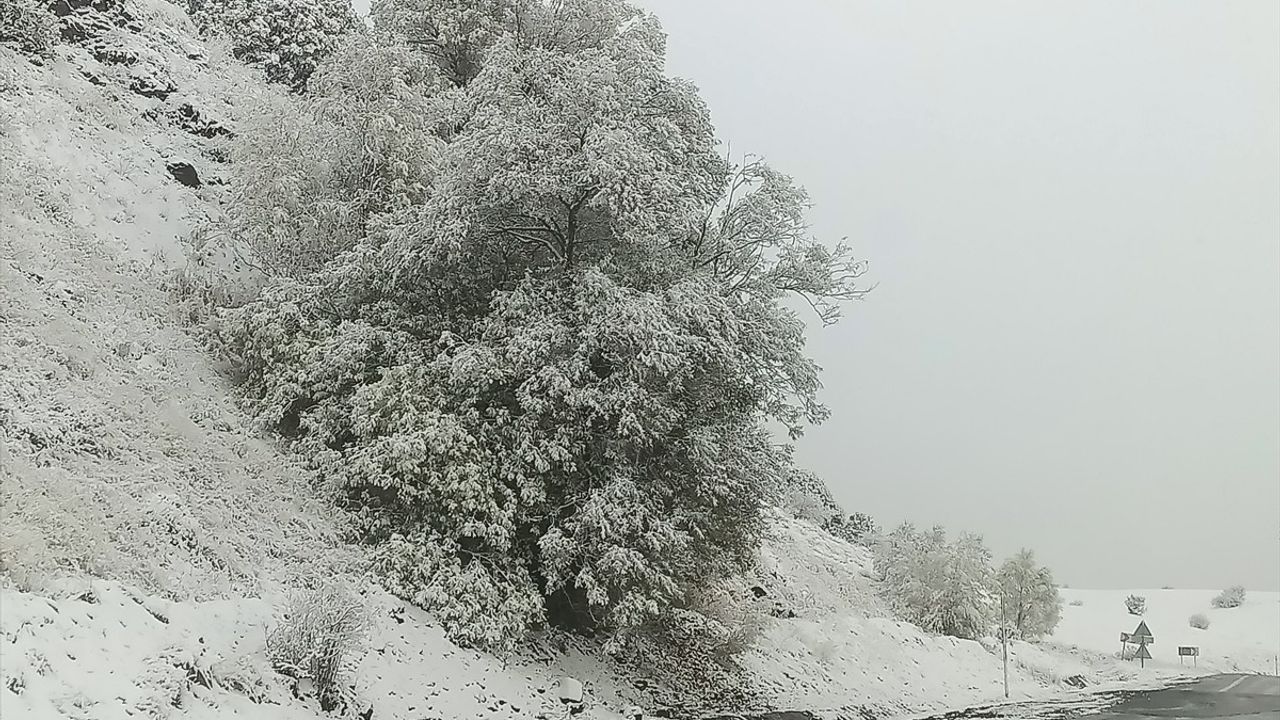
[0,2,1242,719]
[1053,588,1280,675]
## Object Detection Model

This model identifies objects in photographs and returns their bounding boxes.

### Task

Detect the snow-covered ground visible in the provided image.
[1052,588,1280,676]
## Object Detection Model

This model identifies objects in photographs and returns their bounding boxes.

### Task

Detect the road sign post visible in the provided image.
[1000,591,1009,699]
[1135,642,1152,668]
[1178,646,1199,668]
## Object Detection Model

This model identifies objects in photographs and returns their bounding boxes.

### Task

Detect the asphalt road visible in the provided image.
[1089,674,1280,720]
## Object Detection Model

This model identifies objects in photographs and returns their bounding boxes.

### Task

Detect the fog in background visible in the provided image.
[353,0,1280,590]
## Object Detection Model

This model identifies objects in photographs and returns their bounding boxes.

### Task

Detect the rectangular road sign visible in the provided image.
[1178,646,1199,656]
[1120,632,1132,643]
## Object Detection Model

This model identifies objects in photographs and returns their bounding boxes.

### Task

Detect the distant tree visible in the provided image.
[874,523,995,639]
[1125,594,1146,616]
[1188,612,1210,629]
[1211,585,1246,609]
[996,549,1062,639]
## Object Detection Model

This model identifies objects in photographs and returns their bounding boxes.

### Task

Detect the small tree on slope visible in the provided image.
[996,548,1062,639]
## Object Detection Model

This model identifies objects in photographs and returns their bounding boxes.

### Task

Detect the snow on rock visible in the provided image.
[557,677,585,704]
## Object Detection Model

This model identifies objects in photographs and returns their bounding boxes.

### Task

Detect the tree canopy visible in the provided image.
[213,0,866,649]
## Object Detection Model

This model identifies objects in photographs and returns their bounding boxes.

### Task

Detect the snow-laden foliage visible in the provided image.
[1188,612,1210,629]
[267,582,369,708]
[189,0,360,91]
[873,523,996,640]
[1124,594,1146,616]
[0,0,58,58]
[773,467,842,525]
[995,549,1061,640]
[1211,585,1246,609]
[823,511,877,546]
[208,0,866,649]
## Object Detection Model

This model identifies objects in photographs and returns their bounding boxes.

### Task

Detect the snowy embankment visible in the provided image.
[1053,588,1280,676]
[0,2,1196,718]
[739,518,1148,717]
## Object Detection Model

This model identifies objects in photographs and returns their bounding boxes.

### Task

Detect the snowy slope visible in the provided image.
[738,517,1158,717]
[1052,588,1280,675]
[0,0,345,603]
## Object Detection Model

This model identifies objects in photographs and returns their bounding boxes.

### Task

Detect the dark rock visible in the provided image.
[166,162,201,188]
[130,72,176,100]
[750,585,767,599]
[1065,674,1088,689]
[91,42,139,66]
[171,103,233,139]
[59,13,113,43]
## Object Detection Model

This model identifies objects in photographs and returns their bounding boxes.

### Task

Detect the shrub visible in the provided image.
[823,512,877,545]
[1211,585,1246,609]
[1068,599,1084,607]
[1188,612,1210,629]
[0,0,58,58]
[266,582,369,707]
[189,0,360,91]
[1125,594,1146,616]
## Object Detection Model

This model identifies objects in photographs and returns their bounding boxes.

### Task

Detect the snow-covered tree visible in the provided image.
[873,523,995,639]
[995,549,1061,640]
[190,0,360,91]
[212,0,867,649]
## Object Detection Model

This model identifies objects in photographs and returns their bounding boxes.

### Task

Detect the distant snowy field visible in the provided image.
[1052,588,1280,675]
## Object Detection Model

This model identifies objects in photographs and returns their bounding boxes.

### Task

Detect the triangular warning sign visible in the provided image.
[1135,644,1152,660]
[1132,620,1154,640]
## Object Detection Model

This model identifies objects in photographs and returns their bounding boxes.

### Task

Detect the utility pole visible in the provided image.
[1001,589,1009,699]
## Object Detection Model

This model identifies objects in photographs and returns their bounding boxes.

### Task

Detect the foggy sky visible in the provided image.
[352,0,1280,590]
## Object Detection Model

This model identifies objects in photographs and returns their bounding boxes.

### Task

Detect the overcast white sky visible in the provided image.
[354,0,1280,590]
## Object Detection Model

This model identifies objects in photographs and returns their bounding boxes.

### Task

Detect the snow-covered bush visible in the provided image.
[1125,594,1146,616]
[1068,598,1084,606]
[774,468,842,524]
[190,0,360,91]
[266,582,369,707]
[1211,585,1246,609]
[823,511,877,545]
[995,549,1062,639]
[873,523,995,639]
[208,0,866,651]
[0,0,58,58]
[1188,612,1210,629]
